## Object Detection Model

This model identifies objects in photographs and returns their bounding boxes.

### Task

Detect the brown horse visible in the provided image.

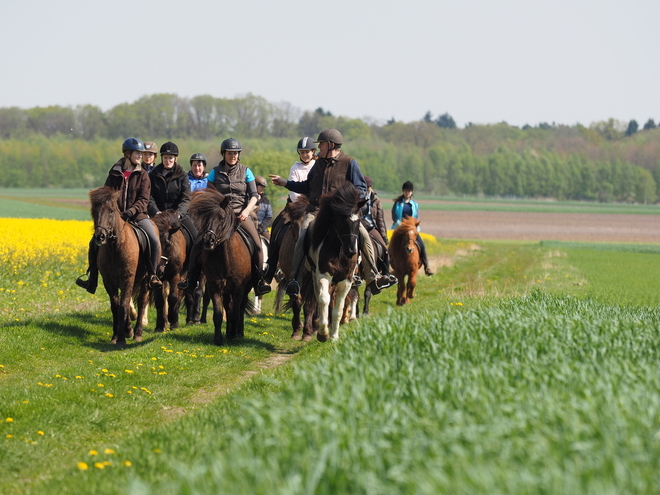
[89,186,151,345]
[151,212,200,332]
[188,187,253,346]
[302,183,365,341]
[389,216,422,306]
[273,197,316,341]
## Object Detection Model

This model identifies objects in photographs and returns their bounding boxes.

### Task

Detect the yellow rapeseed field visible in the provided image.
[0,218,92,274]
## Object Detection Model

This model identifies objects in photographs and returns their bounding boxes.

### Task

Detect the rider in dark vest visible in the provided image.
[268,129,397,296]
[178,138,271,296]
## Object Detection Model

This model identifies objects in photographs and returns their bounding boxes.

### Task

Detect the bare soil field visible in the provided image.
[420,209,660,243]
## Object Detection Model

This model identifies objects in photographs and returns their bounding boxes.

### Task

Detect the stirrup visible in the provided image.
[375,275,392,290]
[352,275,363,287]
[285,280,300,297]
[388,274,398,284]
[255,280,271,297]
[177,278,189,290]
[149,275,163,289]
[75,274,97,294]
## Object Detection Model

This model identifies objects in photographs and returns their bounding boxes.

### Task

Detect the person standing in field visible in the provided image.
[188,153,209,192]
[178,138,271,296]
[269,128,395,296]
[391,180,433,276]
[142,141,158,174]
[148,142,197,240]
[75,137,163,293]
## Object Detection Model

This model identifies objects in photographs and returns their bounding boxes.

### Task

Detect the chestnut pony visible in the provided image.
[88,186,151,345]
[151,211,201,331]
[188,187,253,346]
[389,216,422,306]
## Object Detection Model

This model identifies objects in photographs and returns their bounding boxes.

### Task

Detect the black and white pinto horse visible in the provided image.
[303,183,366,341]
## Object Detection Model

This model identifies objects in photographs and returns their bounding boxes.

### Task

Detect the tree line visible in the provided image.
[0,94,659,203]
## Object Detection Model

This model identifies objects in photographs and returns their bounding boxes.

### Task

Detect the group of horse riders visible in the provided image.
[76,128,432,306]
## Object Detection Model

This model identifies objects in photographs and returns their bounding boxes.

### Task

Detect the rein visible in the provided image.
[96,224,117,241]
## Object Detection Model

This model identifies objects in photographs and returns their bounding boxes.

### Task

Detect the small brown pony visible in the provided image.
[151,211,200,332]
[188,187,253,346]
[89,186,152,345]
[273,196,316,341]
[389,216,422,306]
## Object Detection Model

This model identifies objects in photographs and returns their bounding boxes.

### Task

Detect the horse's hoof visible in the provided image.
[317,333,329,343]
[291,331,302,340]
[154,328,164,333]
[134,335,142,343]
[110,337,117,344]
[115,341,127,348]
[301,333,314,342]
[126,329,134,339]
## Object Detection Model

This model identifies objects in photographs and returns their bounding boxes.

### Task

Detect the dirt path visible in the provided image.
[418,210,660,243]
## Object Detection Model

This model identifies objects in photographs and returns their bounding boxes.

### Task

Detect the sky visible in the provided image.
[2,0,659,128]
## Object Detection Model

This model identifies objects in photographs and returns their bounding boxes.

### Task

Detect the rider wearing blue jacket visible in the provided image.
[391,181,433,276]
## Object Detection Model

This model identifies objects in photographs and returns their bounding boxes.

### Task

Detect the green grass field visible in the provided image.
[2,197,660,494]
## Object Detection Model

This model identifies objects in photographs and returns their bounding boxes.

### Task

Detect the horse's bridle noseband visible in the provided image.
[95,225,117,243]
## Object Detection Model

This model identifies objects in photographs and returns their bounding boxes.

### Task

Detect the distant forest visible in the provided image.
[0,93,659,203]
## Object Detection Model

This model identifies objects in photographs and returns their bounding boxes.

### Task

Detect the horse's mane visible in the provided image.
[152,211,181,239]
[283,196,309,224]
[89,186,119,221]
[188,187,237,243]
[311,183,360,248]
[390,216,421,259]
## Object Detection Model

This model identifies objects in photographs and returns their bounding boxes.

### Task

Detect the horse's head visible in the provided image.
[189,188,235,251]
[317,183,364,258]
[399,217,420,255]
[89,186,121,246]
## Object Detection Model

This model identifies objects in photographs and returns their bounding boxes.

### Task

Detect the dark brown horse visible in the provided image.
[188,187,253,345]
[273,196,316,341]
[151,212,200,332]
[89,186,151,345]
[302,183,365,341]
[389,216,422,306]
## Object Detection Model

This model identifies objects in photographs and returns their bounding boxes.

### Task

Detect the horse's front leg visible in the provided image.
[116,287,133,346]
[331,280,352,340]
[397,273,407,306]
[363,285,372,316]
[134,282,150,343]
[211,291,225,346]
[407,271,418,301]
[168,281,182,330]
[315,274,332,342]
[291,294,303,340]
[109,290,120,344]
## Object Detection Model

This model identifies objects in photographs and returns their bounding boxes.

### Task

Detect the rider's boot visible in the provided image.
[75,268,98,295]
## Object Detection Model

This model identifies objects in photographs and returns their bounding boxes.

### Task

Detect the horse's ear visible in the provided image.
[357,197,367,209]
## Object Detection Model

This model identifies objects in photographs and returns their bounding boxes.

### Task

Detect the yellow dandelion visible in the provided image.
[104,393,114,398]
[94,462,105,469]
[5,417,13,423]
[75,376,83,379]
[89,450,98,456]
[104,448,115,454]
[77,462,89,470]
[101,369,108,373]
[6,434,13,439]
[37,431,44,436]
[153,448,161,453]
[97,384,104,387]
[151,357,157,361]
[103,460,111,466]
[122,460,132,467]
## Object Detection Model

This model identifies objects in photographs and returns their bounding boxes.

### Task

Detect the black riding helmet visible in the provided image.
[297,137,316,151]
[221,138,242,154]
[160,142,179,156]
[190,153,207,166]
[402,181,414,191]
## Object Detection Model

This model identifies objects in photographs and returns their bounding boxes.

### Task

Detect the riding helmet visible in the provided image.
[221,138,242,154]
[122,137,145,153]
[143,141,158,155]
[402,181,414,191]
[297,137,316,151]
[364,176,373,188]
[254,175,267,187]
[160,142,179,156]
[190,153,207,166]
[314,129,343,145]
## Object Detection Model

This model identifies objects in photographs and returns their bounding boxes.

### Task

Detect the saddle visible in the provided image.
[129,222,152,266]
[236,224,259,258]
[179,222,195,259]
